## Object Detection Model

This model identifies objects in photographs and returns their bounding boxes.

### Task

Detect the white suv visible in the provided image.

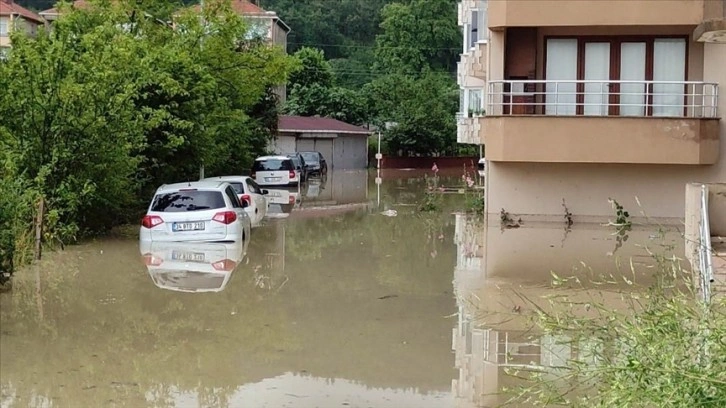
[139,181,251,243]
[251,156,299,186]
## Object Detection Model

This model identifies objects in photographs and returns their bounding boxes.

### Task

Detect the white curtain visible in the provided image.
[619,42,647,116]
[653,39,686,117]
[546,39,578,115]
[583,42,610,116]
[469,89,483,114]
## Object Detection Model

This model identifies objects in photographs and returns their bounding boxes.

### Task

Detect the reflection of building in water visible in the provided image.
[450,214,683,407]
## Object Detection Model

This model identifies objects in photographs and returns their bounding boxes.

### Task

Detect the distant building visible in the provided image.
[274,115,372,170]
[0,0,44,57]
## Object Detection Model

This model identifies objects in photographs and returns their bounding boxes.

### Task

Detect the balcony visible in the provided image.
[481,79,720,164]
[457,112,483,145]
[488,0,709,30]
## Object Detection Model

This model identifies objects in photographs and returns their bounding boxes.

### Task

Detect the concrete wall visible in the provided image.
[333,134,368,169]
[488,0,709,29]
[270,135,296,154]
[0,16,11,47]
[273,133,368,170]
[380,156,480,169]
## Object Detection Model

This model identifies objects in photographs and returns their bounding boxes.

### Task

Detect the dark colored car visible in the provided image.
[286,153,309,182]
[299,151,328,176]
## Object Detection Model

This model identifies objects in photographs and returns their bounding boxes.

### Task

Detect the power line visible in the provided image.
[287,41,461,52]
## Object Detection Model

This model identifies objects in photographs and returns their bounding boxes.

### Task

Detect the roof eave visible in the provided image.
[279,129,372,135]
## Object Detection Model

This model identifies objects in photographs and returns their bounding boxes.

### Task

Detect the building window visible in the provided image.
[0,18,9,37]
[544,36,687,117]
[460,88,484,117]
[470,10,478,49]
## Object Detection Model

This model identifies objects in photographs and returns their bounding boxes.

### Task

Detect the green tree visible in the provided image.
[0,0,297,272]
[285,47,368,125]
[374,0,460,74]
[288,46,333,89]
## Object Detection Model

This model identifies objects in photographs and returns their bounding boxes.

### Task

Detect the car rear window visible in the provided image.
[301,152,318,162]
[151,190,226,212]
[253,159,293,171]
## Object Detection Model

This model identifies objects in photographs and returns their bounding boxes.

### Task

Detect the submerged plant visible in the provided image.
[503,253,726,408]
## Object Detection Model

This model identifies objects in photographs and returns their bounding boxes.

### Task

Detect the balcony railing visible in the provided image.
[487,80,719,118]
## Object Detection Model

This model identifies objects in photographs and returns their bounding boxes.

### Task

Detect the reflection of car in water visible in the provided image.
[304,175,326,199]
[139,240,247,293]
[264,188,301,218]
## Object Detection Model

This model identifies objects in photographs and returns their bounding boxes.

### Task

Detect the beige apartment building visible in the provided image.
[458,0,726,221]
[0,0,44,57]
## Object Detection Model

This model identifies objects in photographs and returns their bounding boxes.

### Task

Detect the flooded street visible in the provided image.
[0,170,685,408]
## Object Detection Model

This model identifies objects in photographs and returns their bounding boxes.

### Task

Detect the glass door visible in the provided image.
[583,42,611,116]
[619,42,647,116]
[545,39,578,115]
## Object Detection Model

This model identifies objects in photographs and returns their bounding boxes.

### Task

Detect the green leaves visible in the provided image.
[0,0,298,270]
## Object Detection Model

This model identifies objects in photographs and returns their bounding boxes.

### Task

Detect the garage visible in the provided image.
[274,116,371,170]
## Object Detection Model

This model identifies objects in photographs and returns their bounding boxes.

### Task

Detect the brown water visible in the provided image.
[0,169,685,408]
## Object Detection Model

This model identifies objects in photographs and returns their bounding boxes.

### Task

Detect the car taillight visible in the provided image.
[288,195,295,204]
[212,211,237,225]
[141,253,163,266]
[240,194,251,205]
[141,215,164,229]
[212,259,237,271]
[289,170,295,179]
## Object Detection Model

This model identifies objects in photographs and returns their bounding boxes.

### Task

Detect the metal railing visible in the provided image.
[487,80,719,118]
[698,184,714,304]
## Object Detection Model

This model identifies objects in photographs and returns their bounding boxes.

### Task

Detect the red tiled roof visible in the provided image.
[191,0,266,14]
[278,115,371,135]
[0,0,44,23]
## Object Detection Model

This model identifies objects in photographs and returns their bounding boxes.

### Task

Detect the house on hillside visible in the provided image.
[456,0,726,221]
[0,0,44,57]
[272,115,372,170]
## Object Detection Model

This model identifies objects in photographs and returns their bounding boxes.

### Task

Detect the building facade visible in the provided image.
[457,0,726,221]
[0,0,44,57]
[273,115,371,170]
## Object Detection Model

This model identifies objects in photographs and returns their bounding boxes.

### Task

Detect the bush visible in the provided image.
[507,255,726,407]
[0,178,39,280]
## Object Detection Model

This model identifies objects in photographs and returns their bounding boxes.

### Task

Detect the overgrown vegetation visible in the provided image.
[504,253,726,407]
[275,0,462,157]
[0,0,297,276]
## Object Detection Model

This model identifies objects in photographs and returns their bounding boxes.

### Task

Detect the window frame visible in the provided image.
[542,35,689,117]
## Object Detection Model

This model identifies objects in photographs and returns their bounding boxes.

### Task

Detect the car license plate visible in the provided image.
[173,222,205,232]
[171,251,206,262]
[270,191,282,197]
[266,177,281,182]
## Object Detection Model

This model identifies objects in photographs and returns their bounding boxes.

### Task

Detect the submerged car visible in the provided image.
[251,156,299,186]
[203,175,268,227]
[140,181,251,243]
[286,152,309,182]
[299,151,328,176]
[140,240,247,293]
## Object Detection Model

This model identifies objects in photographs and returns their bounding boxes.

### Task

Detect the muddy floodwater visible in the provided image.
[0,169,685,408]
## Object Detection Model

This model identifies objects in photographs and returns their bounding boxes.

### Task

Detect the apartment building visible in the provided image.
[0,0,44,57]
[457,0,726,221]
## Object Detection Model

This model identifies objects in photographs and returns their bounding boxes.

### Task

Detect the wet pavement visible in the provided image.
[0,169,686,408]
